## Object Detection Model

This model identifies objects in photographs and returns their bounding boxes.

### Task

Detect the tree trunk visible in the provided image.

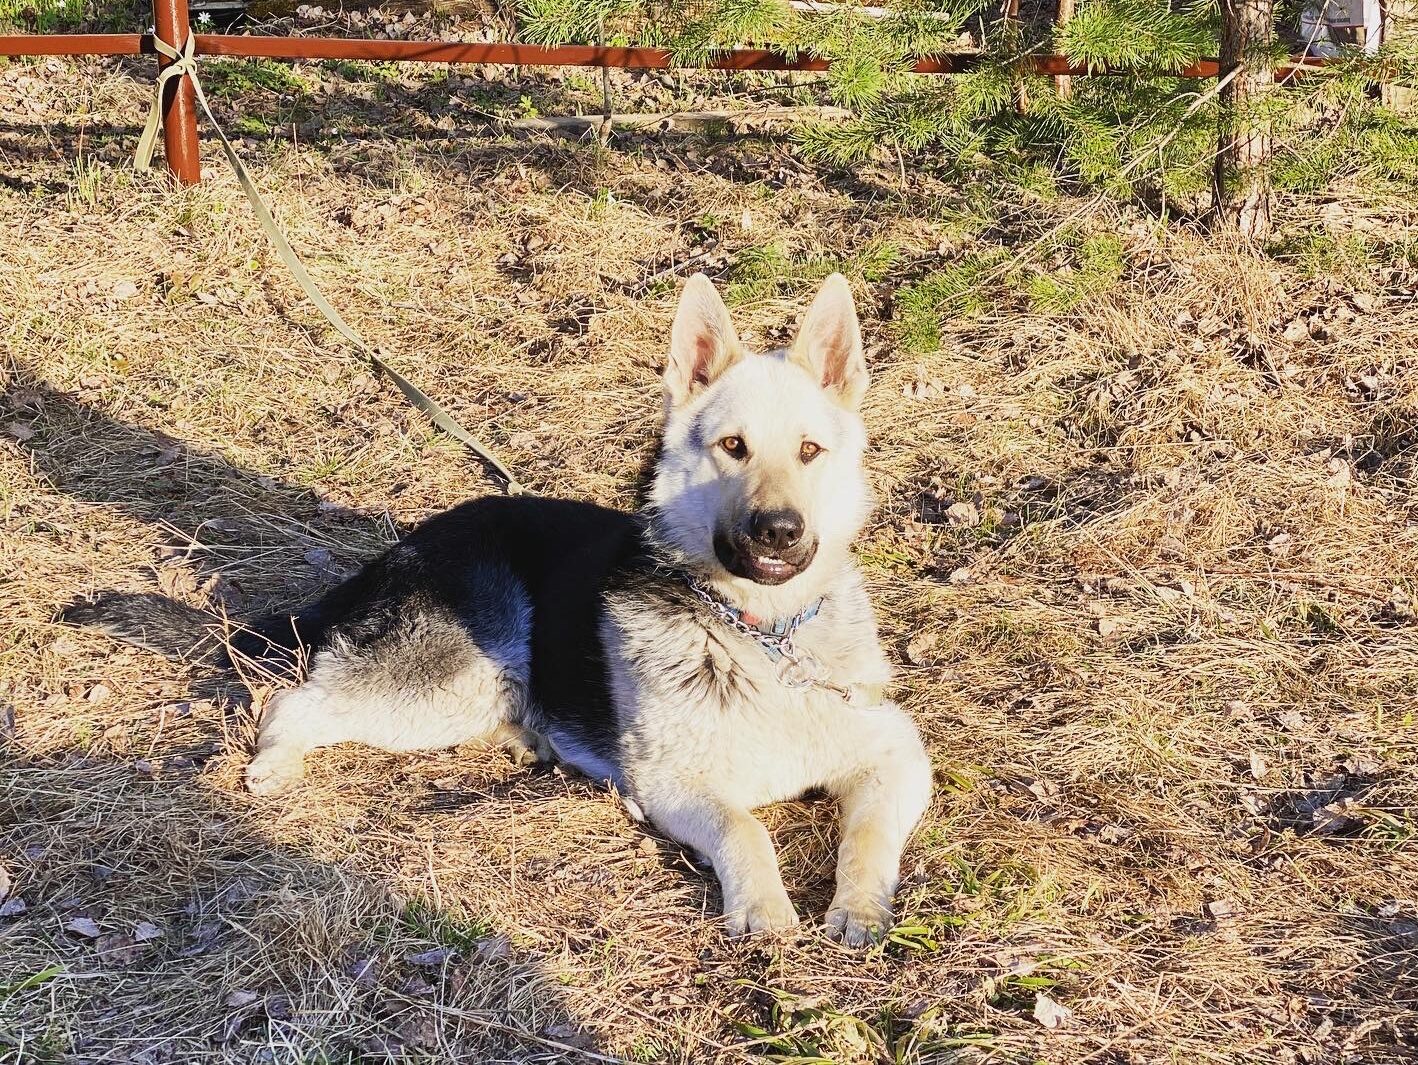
[1003,0,1028,112]
[1054,0,1075,99]
[1213,0,1275,242]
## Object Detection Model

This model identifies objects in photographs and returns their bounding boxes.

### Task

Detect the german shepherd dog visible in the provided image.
[65,274,933,945]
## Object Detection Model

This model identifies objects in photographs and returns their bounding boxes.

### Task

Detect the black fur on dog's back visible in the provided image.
[61,496,649,708]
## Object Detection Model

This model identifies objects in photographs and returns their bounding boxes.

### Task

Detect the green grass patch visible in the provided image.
[231,115,275,138]
[203,59,314,100]
[895,250,1009,353]
[399,897,494,952]
[724,239,899,305]
[0,964,64,1000]
[1026,233,1126,314]
[1277,228,1417,287]
[0,0,80,30]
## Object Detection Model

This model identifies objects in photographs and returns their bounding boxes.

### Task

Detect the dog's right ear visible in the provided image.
[664,273,745,408]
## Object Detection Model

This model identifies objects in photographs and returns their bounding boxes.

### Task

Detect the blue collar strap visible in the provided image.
[740,596,822,637]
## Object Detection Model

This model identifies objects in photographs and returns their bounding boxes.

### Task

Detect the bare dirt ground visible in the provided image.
[2,42,1417,1065]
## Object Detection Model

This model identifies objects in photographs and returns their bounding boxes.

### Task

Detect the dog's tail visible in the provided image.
[60,591,310,669]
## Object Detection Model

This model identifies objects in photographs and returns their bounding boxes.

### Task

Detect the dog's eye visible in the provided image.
[719,436,748,460]
[799,441,823,464]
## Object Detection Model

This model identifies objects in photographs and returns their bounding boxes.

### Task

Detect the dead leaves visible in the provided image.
[1033,991,1074,1029]
[63,916,101,938]
[218,989,291,1044]
[905,630,940,666]
[1310,797,1364,838]
[56,915,166,966]
[331,195,433,235]
[0,861,23,919]
[1238,753,1388,841]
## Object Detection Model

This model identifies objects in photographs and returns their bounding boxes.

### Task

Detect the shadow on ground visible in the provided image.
[0,375,624,1062]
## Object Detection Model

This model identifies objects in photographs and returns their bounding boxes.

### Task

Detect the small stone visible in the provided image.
[1033,992,1073,1029]
[404,947,454,966]
[475,935,511,961]
[95,932,144,965]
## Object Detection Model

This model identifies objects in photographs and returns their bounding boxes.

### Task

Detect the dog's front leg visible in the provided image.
[641,791,798,936]
[827,716,932,947]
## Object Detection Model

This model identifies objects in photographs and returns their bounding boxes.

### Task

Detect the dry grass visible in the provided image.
[3,48,1418,1065]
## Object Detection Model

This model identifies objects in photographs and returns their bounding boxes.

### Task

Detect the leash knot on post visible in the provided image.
[135,33,198,173]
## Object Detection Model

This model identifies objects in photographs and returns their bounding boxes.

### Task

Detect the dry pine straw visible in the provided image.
[2,54,1417,1065]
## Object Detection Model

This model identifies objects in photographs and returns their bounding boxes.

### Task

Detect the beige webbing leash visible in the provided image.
[136,35,528,496]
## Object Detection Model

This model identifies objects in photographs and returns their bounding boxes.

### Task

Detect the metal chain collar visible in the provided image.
[685,577,851,697]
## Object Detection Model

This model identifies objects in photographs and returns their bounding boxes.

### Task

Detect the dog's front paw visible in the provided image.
[825,893,893,948]
[723,891,799,938]
[244,752,304,795]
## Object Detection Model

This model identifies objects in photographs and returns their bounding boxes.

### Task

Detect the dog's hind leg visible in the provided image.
[490,721,552,766]
[245,681,347,795]
[244,645,529,795]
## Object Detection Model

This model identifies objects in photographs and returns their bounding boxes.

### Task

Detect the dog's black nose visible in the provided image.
[749,508,804,552]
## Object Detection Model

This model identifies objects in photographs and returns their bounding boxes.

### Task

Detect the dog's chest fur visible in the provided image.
[591,569,893,810]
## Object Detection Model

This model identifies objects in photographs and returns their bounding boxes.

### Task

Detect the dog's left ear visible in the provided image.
[790,273,868,409]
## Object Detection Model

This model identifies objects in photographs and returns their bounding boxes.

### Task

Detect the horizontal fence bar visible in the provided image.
[0,32,1328,79]
[196,37,846,69]
[0,32,147,55]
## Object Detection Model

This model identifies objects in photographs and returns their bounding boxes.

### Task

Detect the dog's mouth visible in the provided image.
[713,531,818,586]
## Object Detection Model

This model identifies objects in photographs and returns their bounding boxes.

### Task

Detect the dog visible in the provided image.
[65,273,933,945]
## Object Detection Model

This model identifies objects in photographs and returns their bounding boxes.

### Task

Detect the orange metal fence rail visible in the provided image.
[0,7,1329,184]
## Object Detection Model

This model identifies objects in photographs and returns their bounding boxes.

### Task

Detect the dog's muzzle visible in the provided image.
[713,507,818,585]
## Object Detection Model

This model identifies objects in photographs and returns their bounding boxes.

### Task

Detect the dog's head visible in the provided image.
[649,273,872,610]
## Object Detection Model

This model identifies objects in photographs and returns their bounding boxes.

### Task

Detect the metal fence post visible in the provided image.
[152,0,201,184]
